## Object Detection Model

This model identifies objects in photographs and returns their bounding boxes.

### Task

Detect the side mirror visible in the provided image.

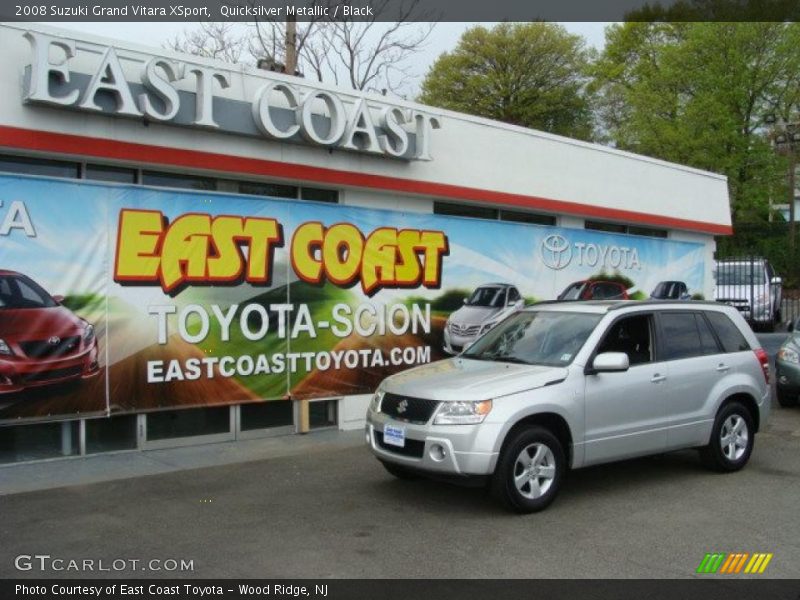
[771,276,783,285]
[52,295,64,304]
[591,352,629,373]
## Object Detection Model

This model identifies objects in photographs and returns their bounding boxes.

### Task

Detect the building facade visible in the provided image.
[0,23,732,464]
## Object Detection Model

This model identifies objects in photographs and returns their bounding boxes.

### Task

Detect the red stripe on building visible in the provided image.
[0,125,733,235]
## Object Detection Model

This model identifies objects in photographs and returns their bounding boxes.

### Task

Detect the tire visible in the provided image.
[379,460,420,480]
[491,426,565,513]
[777,387,798,408]
[699,402,755,472]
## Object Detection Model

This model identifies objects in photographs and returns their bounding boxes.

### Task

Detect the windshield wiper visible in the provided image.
[496,355,533,365]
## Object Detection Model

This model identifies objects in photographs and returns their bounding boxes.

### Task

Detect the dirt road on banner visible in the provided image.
[107,334,261,412]
[291,316,448,398]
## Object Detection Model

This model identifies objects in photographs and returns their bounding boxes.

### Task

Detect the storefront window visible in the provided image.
[146,406,230,441]
[308,400,337,429]
[85,164,137,184]
[586,220,667,238]
[85,415,138,453]
[300,187,339,203]
[0,421,80,464]
[0,155,79,179]
[240,401,294,431]
[499,209,556,226]
[238,181,298,199]
[434,201,498,220]
[142,171,217,191]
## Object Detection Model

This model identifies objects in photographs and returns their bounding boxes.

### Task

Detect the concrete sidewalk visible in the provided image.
[0,429,364,495]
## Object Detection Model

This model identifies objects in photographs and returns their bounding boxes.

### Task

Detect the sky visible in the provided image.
[41,21,610,97]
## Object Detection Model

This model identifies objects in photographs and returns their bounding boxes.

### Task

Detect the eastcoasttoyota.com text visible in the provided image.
[0,1,798,599]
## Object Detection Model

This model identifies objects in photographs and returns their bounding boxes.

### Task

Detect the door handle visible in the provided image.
[651,374,666,383]
[716,364,730,373]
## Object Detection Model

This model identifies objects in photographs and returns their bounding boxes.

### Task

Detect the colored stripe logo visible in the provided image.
[696,553,773,574]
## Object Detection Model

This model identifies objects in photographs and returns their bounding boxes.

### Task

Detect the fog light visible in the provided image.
[779,375,788,385]
[429,444,446,462]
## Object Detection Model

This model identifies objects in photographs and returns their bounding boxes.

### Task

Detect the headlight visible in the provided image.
[434,400,492,425]
[369,389,385,413]
[0,339,11,356]
[479,321,497,335]
[778,347,800,364]
[83,323,95,342]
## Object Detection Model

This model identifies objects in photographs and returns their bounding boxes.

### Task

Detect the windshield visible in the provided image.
[466,287,505,308]
[559,282,585,301]
[462,310,602,366]
[0,275,58,309]
[715,266,766,286]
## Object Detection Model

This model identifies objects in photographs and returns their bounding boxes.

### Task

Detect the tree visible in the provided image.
[166,22,246,64]
[417,23,595,140]
[591,22,800,222]
[166,0,434,97]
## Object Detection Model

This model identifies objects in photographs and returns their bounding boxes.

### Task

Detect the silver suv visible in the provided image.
[714,258,782,331]
[366,301,771,512]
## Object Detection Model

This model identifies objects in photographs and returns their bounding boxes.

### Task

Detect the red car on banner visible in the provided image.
[0,270,99,394]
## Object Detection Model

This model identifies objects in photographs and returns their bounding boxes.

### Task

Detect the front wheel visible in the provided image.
[699,402,755,472]
[491,426,565,513]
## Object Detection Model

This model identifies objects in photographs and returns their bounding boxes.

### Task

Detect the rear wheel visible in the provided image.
[491,426,565,513]
[379,460,419,480]
[699,402,755,472]
[777,387,798,408]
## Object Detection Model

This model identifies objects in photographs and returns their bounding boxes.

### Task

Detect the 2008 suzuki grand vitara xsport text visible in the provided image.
[366,301,770,513]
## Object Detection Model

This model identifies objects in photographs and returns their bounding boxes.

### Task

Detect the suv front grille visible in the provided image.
[375,431,425,458]
[380,393,440,424]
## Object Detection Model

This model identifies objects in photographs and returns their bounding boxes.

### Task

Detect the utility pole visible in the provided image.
[285,15,297,76]
[789,146,796,249]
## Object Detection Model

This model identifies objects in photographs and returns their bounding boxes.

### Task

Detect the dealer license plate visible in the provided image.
[383,424,406,448]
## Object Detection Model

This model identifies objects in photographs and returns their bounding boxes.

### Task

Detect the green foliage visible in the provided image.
[591,22,800,223]
[61,293,104,313]
[428,289,471,312]
[716,222,800,288]
[418,23,595,140]
[588,271,636,289]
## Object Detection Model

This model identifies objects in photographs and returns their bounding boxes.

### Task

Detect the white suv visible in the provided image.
[366,301,770,512]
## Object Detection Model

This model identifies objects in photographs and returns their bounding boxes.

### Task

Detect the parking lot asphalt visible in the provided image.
[1,401,799,579]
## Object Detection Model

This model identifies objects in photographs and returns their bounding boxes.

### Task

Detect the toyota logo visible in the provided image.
[48,336,61,346]
[541,234,572,270]
[397,399,408,414]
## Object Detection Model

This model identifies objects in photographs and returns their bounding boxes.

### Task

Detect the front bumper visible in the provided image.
[0,342,99,395]
[443,328,479,355]
[776,359,800,393]
[365,407,501,476]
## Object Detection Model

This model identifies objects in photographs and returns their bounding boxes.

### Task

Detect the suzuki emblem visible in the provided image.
[48,336,61,345]
[397,399,408,414]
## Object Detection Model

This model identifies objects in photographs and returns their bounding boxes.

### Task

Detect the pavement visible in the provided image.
[0,330,795,579]
[1,401,799,579]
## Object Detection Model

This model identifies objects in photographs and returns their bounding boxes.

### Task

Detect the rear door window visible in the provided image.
[658,312,706,360]
[705,311,751,352]
[695,313,721,354]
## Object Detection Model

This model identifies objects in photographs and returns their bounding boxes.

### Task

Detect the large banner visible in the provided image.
[0,174,706,423]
